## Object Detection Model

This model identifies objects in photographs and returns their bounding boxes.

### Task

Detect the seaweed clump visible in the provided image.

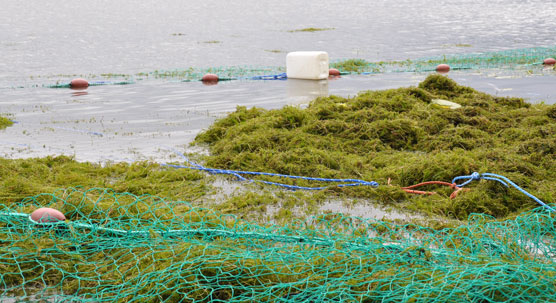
[195,75,556,220]
[0,116,13,129]
[0,156,209,206]
[330,59,372,73]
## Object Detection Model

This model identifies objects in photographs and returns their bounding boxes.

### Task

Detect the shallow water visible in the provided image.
[2,0,556,82]
[1,1,555,163]
[1,71,555,163]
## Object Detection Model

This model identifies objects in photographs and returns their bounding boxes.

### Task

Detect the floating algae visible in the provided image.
[330,59,374,73]
[287,27,336,33]
[195,75,556,220]
[0,116,13,129]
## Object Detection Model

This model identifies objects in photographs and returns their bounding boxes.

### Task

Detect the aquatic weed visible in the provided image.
[0,116,13,129]
[287,27,335,33]
[0,156,210,205]
[195,75,556,219]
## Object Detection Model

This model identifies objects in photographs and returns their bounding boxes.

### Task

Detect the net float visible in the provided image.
[30,207,66,223]
[70,78,89,88]
[436,64,450,73]
[543,58,556,65]
[201,73,219,84]
[328,68,341,76]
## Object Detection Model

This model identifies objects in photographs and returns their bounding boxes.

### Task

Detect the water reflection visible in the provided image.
[287,79,328,99]
[71,88,88,97]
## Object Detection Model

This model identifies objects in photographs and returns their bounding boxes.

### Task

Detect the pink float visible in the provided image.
[543,58,556,65]
[328,68,341,76]
[436,64,450,73]
[70,78,89,88]
[201,73,219,84]
[30,208,66,223]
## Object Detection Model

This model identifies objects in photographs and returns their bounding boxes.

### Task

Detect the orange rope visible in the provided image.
[389,179,469,199]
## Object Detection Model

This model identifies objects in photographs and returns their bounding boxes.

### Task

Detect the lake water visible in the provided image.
[1,0,556,162]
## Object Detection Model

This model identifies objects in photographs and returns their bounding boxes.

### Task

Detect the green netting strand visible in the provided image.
[331,45,556,74]
[1,187,555,302]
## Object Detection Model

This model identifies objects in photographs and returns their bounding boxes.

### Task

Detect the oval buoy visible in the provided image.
[30,208,66,223]
[70,78,89,89]
[328,68,341,77]
[543,58,556,65]
[436,64,450,73]
[201,73,219,84]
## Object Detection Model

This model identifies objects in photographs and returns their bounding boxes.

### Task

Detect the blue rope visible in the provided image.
[452,172,555,212]
[164,149,378,190]
[248,73,287,80]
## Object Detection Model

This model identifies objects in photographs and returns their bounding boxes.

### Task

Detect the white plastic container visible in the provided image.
[286,51,329,80]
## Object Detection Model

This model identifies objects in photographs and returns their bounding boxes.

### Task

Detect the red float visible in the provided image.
[543,58,556,65]
[201,73,219,84]
[70,78,89,88]
[30,208,66,223]
[436,64,450,73]
[328,68,341,76]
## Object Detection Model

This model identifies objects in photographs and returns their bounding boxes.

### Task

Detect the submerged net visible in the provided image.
[331,45,556,74]
[1,187,555,302]
[36,45,556,88]
[146,45,556,80]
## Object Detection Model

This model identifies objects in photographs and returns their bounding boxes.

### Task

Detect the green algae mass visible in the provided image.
[0,116,13,129]
[0,156,210,206]
[330,59,372,73]
[195,75,556,220]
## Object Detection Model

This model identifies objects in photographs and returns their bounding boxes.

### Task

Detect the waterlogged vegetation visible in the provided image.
[3,76,555,223]
[195,75,556,220]
[0,116,13,129]
[0,157,210,205]
[287,27,335,33]
[264,49,284,53]
[330,59,375,73]
[0,155,342,224]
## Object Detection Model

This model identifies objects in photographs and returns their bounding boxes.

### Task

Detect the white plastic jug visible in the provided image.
[286,51,329,80]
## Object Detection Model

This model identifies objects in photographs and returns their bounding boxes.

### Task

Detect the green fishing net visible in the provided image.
[36,45,556,88]
[1,187,554,302]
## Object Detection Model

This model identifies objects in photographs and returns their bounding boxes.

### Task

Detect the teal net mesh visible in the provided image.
[1,187,555,302]
[330,45,556,74]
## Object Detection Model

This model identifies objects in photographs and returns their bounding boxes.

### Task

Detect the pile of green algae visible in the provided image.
[195,75,556,220]
[1,75,555,301]
[1,75,555,223]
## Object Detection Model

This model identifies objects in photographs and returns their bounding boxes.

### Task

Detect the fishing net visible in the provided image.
[1,187,555,302]
[143,45,556,80]
[330,45,556,74]
[37,45,556,88]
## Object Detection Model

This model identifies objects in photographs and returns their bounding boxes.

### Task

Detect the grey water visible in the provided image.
[1,0,556,163]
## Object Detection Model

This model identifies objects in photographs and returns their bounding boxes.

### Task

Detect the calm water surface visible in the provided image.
[2,0,556,80]
[1,0,555,162]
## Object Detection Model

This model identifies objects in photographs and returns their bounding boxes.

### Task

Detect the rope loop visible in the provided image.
[397,180,467,199]
[452,172,555,212]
